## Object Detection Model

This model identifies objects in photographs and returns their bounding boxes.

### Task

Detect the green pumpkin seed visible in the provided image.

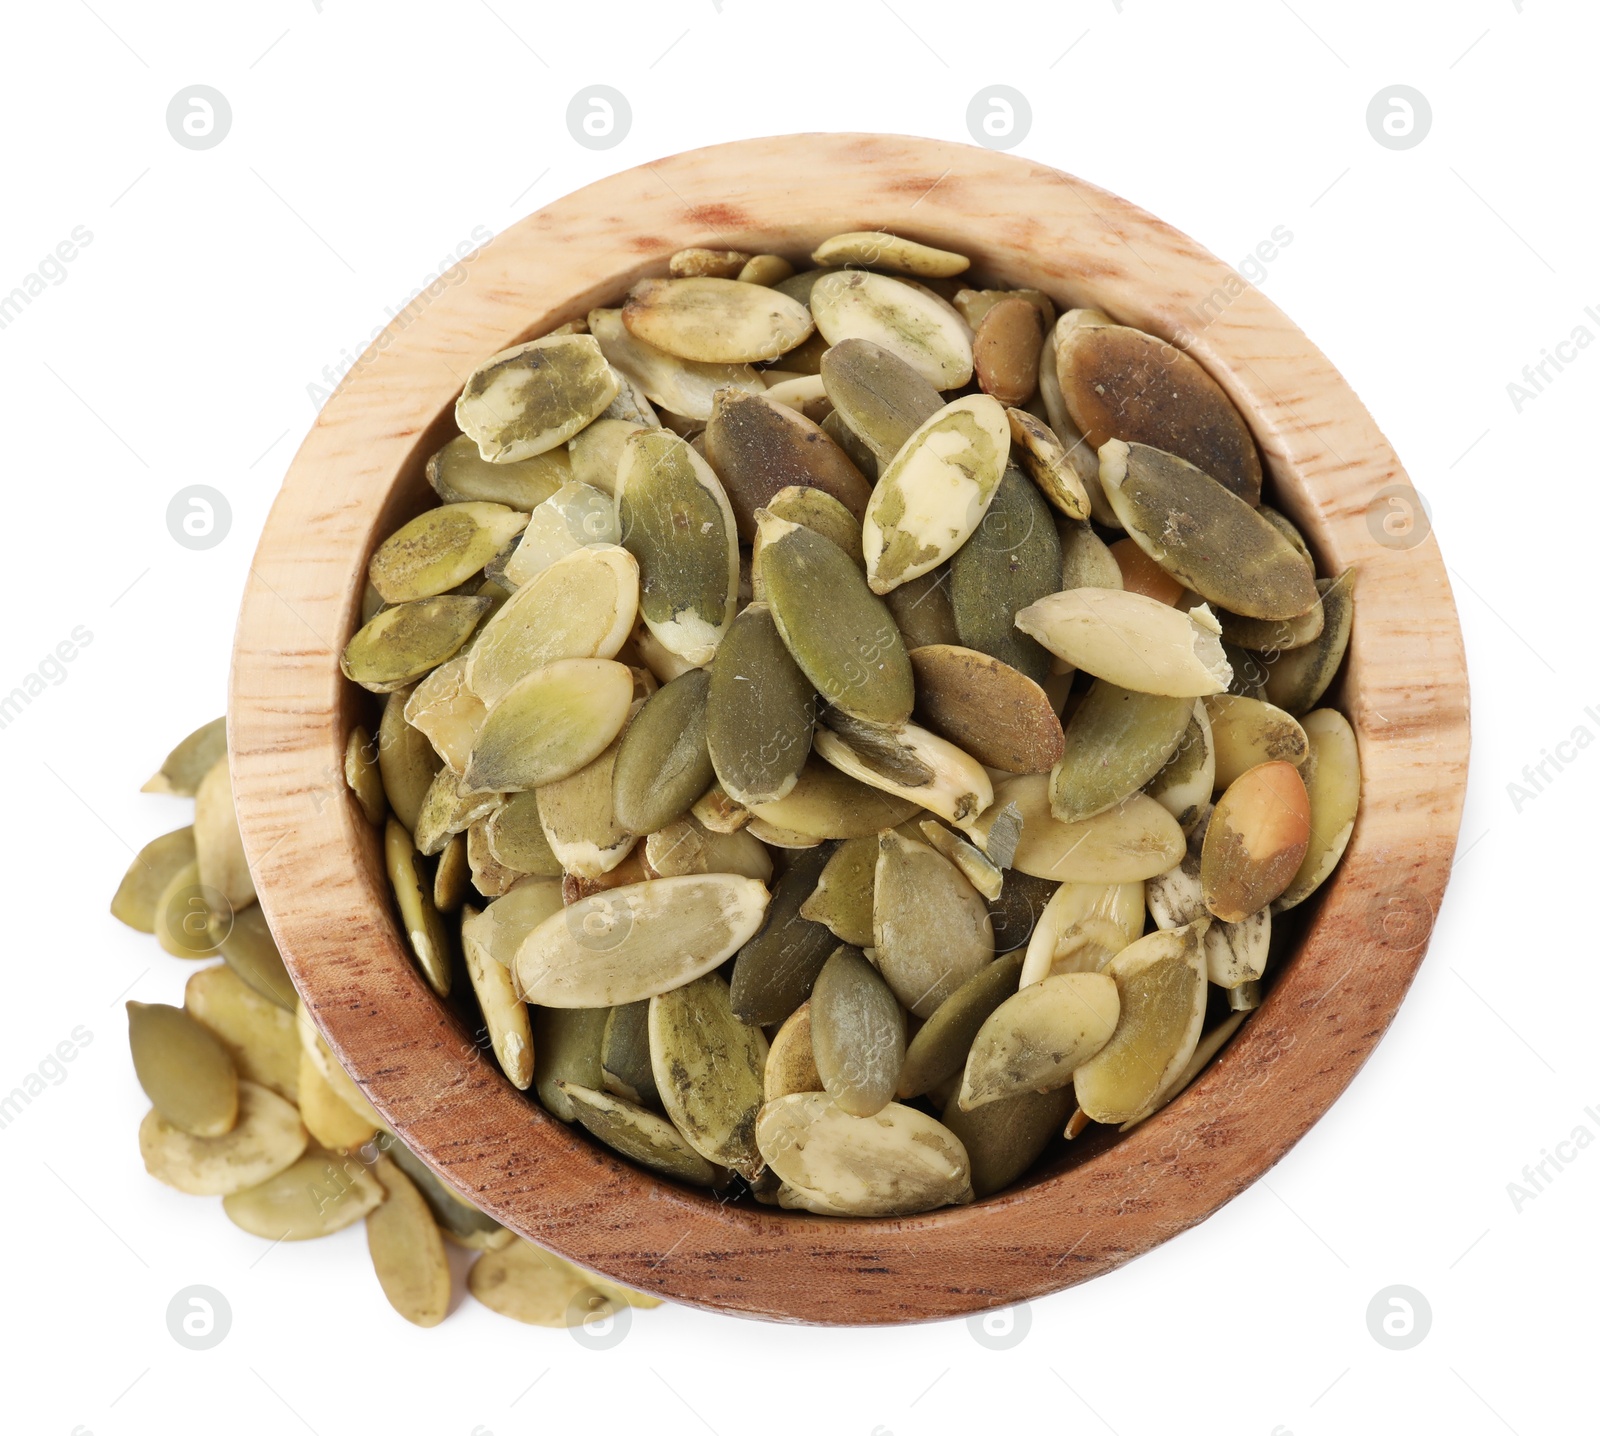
[746,754,919,840]
[1143,704,1215,833]
[195,757,256,913]
[142,717,227,795]
[479,792,563,877]
[810,945,905,1117]
[751,486,867,601]
[532,1007,609,1121]
[1119,1010,1250,1131]
[1214,588,1324,652]
[185,965,300,1103]
[797,835,876,948]
[755,1092,973,1216]
[862,395,1011,595]
[468,1235,626,1325]
[1205,694,1309,789]
[1072,922,1209,1125]
[970,775,1185,884]
[1099,441,1317,621]
[223,1145,386,1240]
[1261,569,1355,714]
[139,1081,307,1196]
[873,829,994,1017]
[378,689,442,832]
[535,729,637,880]
[738,253,794,286]
[649,972,767,1178]
[127,1001,239,1137]
[110,826,197,932]
[462,877,564,970]
[1051,681,1194,824]
[764,1002,822,1101]
[917,820,1003,900]
[381,1135,511,1250]
[897,951,1023,1099]
[757,513,914,726]
[818,709,934,786]
[369,502,529,605]
[599,1000,658,1106]
[433,832,469,911]
[341,595,490,693]
[589,306,764,421]
[986,869,1058,954]
[616,429,738,665]
[464,658,634,794]
[884,565,959,648]
[414,766,501,856]
[706,603,815,806]
[1257,503,1316,567]
[515,873,769,1007]
[154,859,225,958]
[643,819,771,883]
[467,818,526,898]
[1146,813,1271,989]
[1018,881,1145,985]
[1274,708,1360,912]
[455,334,619,462]
[1007,407,1091,520]
[460,905,534,1089]
[427,433,571,509]
[1014,589,1231,697]
[958,970,1120,1111]
[1201,762,1310,921]
[1055,320,1263,505]
[343,725,386,825]
[704,389,871,542]
[809,230,970,277]
[773,267,842,305]
[671,246,752,279]
[400,656,482,775]
[949,463,1060,683]
[218,903,296,1010]
[729,841,839,1025]
[298,1047,378,1151]
[295,999,388,1133]
[819,409,879,484]
[557,1081,720,1187]
[384,817,453,996]
[908,644,1064,774]
[813,725,991,828]
[1059,521,1122,594]
[941,1083,1075,1198]
[365,1156,451,1327]
[611,667,715,835]
[810,271,974,390]
[819,337,945,467]
[623,276,814,365]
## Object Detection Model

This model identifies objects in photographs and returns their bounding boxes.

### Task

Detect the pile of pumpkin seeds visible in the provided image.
[111,719,656,1326]
[345,229,1356,1218]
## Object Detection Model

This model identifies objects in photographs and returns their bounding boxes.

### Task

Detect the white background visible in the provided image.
[2,1,1594,1433]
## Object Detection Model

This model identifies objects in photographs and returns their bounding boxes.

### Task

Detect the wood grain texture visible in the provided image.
[229,133,1469,1325]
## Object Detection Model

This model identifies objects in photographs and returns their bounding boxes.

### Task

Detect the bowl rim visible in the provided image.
[230,131,1470,1325]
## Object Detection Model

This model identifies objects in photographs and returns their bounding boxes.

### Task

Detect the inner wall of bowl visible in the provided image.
[347,237,1337,1210]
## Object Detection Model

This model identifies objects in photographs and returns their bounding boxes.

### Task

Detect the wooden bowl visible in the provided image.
[230,132,1469,1325]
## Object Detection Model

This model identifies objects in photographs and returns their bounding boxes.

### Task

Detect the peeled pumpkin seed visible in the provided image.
[503,481,623,586]
[969,775,1184,884]
[819,708,935,786]
[958,971,1120,1111]
[730,842,839,1025]
[455,333,619,463]
[194,757,256,913]
[223,1146,385,1240]
[467,1238,626,1328]
[814,724,991,828]
[611,667,715,835]
[341,595,490,693]
[704,388,871,541]
[646,821,770,882]
[369,502,528,605]
[385,817,453,996]
[897,951,1023,1099]
[378,689,441,832]
[110,826,197,932]
[918,819,1002,900]
[755,1092,973,1216]
[569,417,644,495]
[142,716,227,795]
[1052,681,1194,823]
[745,816,822,849]
[1205,694,1309,789]
[862,394,1010,595]
[1146,815,1270,989]
[1055,320,1263,505]
[379,1139,508,1251]
[1143,703,1215,833]
[623,276,814,365]
[532,1007,608,1121]
[535,730,636,879]
[1274,708,1359,911]
[1014,589,1232,698]
[154,859,225,958]
[515,873,769,1007]
[427,432,571,510]
[1262,569,1355,715]
[955,286,1055,331]
[809,230,969,277]
[1059,519,1123,591]
[127,1001,238,1137]
[1037,331,1115,527]
[414,766,501,856]
[1120,1009,1249,1131]
[1072,922,1209,1125]
[557,1081,720,1187]
[747,752,920,840]
[909,644,1064,774]
[757,513,914,725]
[738,253,794,286]
[1007,407,1091,520]
[465,658,634,794]
[797,834,876,948]
[616,428,738,665]
[972,296,1043,406]
[139,1081,306,1196]
[942,1083,1075,1198]
[402,656,484,775]
[344,725,386,824]
[873,829,994,1017]
[764,1002,822,1101]
[365,1156,450,1327]
[297,1001,388,1133]
[819,336,945,466]
[1202,761,1310,922]
[1018,880,1145,985]
[649,972,767,1178]
[810,945,905,1117]
[671,246,750,279]
[706,602,816,806]
[461,906,534,1088]
[1100,440,1317,621]
[434,832,470,911]
[600,1000,658,1106]
[298,1048,378,1150]
[462,877,564,970]
[949,463,1061,684]
[218,903,296,1010]
[811,270,973,390]
[185,965,300,1102]
[589,306,764,422]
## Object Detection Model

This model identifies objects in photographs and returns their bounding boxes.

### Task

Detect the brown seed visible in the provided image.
[972,296,1042,407]
[909,644,1064,773]
[764,1001,823,1101]
[1201,761,1310,921]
